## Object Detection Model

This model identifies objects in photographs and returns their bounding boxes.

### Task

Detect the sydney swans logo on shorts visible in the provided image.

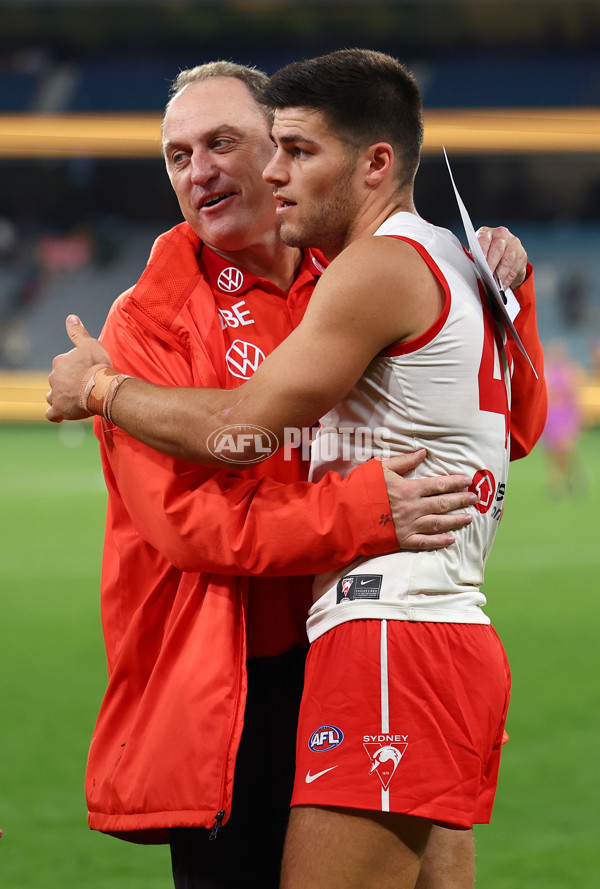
[363,734,408,790]
[308,725,344,752]
[225,340,265,379]
[336,574,382,603]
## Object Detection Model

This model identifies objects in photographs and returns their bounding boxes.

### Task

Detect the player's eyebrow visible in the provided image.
[272,132,318,147]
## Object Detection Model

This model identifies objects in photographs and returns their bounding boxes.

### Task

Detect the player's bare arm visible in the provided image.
[45,223,526,429]
[49,236,439,462]
[46,237,480,552]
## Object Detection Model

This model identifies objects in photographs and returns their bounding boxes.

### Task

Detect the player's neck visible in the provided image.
[332,194,418,258]
[366,191,417,236]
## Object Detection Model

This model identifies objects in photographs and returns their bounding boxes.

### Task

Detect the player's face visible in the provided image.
[263,108,362,259]
[162,77,278,255]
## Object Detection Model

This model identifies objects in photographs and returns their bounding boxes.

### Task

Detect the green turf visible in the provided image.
[0,423,598,887]
[474,428,600,888]
[0,424,169,888]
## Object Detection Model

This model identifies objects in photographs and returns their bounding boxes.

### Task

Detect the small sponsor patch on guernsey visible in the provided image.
[336,574,382,603]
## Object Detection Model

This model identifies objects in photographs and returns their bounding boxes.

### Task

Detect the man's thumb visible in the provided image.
[66,314,91,346]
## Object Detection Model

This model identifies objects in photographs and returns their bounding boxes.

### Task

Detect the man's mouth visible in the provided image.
[201,193,234,209]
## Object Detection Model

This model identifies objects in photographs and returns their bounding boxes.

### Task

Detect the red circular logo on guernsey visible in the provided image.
[469,469,496,514]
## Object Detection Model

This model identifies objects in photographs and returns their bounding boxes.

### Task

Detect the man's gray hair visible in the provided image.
[167,61,269,107]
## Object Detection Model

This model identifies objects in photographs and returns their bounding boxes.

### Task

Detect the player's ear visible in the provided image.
[363,142,394,186]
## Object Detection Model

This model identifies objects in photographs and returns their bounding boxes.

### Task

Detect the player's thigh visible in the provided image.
[281,804,432,889]
[415,826,475,889]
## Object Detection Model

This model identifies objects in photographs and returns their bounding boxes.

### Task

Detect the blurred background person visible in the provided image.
[542,339,587,496]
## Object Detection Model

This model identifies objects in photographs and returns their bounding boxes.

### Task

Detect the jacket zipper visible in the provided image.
[212,580,248,840]
[209,809,226,840]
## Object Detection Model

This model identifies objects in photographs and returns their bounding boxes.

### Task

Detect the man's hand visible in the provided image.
[46,315,112,422]
[476,225,527,289]
[382,450,477,552]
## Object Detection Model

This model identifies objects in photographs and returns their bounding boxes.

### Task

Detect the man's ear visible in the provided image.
[364,142,394,185]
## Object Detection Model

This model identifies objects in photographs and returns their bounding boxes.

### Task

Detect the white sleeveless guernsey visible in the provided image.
[307,212,512,643]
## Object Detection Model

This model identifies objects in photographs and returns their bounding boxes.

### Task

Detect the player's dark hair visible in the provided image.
[263,49,424,189]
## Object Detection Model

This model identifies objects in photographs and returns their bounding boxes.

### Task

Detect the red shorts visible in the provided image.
[292,619,511,829]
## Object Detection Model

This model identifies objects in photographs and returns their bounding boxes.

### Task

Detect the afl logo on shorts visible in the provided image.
[308,725,344,752]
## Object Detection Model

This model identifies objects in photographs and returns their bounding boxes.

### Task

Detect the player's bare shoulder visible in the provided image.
[329,234,437,292]
[316,236,396,296]
[322,234,444,337]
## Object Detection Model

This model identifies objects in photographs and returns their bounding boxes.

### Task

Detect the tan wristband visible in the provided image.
[79,364,131,423]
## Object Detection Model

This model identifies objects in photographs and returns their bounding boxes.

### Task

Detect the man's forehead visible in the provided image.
[165,77,266,128]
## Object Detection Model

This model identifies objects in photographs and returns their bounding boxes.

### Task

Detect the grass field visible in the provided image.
[0,422,599,888]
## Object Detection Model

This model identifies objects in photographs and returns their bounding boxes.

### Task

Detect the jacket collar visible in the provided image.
[199,243,326,298]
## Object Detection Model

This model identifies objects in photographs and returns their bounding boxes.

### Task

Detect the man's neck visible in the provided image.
[208,236,303,293]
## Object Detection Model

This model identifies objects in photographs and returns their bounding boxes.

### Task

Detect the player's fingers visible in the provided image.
[66,314,92,346]
[51,351,70,370]
[45,405,63,423]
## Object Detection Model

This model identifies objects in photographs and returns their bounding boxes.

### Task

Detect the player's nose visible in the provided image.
[263,150,288,186]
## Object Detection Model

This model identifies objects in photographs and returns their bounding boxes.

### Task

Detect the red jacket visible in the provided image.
[86,223,399,842]
[506,264,547,460]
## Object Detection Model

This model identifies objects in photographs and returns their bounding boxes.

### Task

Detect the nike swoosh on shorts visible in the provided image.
[305,766,338,783]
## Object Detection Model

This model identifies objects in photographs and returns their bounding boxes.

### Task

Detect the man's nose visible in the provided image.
[190,151,218,186]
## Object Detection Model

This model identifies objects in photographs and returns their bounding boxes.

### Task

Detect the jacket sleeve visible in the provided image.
[509,264,548,461]
[101,429,396,575]
[97,297,397,577]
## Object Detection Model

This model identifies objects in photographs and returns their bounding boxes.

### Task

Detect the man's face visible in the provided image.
[263,107,361,259]
[162,77,278,254]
